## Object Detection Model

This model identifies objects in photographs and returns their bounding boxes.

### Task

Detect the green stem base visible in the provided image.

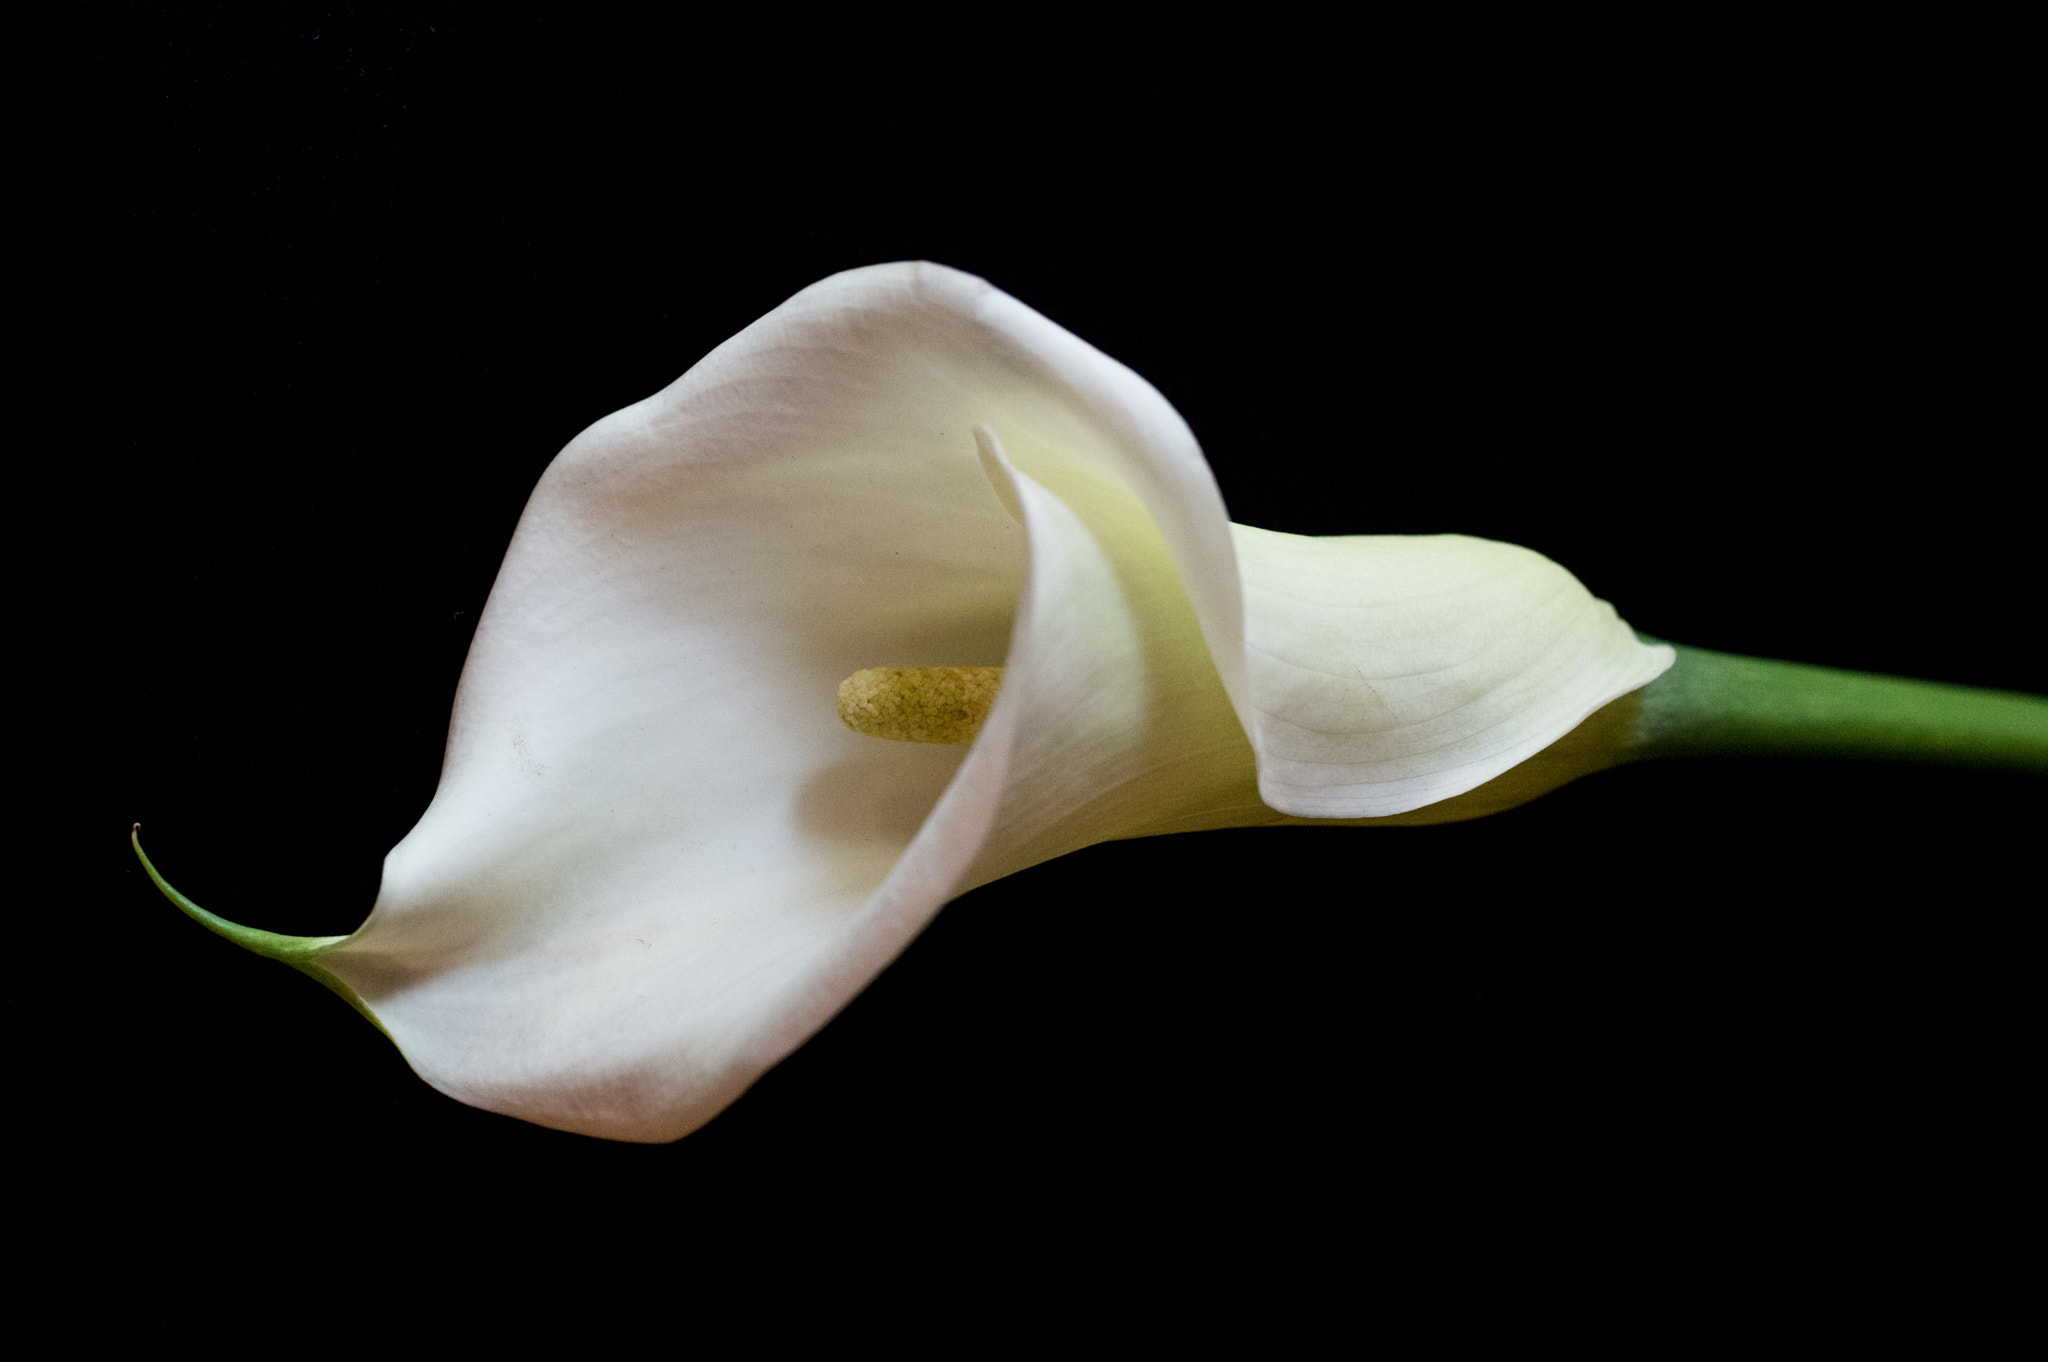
[1625,642,2048,773]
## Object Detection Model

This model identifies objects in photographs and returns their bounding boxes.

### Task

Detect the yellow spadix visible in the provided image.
[837,667,1003,744]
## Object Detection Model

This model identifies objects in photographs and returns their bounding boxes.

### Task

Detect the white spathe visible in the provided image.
[318,263,1671,1141]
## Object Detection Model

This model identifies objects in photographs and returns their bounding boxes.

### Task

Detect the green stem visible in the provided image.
[132,826,391,1039]
[1625,643,2048,773]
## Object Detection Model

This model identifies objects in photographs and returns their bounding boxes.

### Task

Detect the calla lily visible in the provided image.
[141,261,1743,1142]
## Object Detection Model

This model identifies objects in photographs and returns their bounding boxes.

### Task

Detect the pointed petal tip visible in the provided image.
[130,826,392,1036]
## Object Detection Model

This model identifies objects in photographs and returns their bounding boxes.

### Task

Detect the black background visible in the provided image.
[48,4,2036,1308]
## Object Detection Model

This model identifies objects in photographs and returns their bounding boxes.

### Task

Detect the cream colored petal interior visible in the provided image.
[960,430,1261,891]
[1233,526,1674,818]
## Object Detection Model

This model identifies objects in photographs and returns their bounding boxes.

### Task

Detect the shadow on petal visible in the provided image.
[793,746,968,850]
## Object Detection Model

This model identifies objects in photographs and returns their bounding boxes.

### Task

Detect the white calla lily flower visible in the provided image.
[141,262,1674,1142]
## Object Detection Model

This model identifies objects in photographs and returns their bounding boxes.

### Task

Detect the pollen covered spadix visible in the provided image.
[837,666,1004,744]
